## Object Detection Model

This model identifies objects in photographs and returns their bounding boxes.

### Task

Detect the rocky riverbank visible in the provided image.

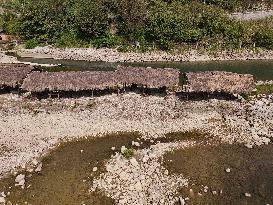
[16,46,273,62]
[0,52,19,64]
[0,93,272,179]
[0,92,272,204]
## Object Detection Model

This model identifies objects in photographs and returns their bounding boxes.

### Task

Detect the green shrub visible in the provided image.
[253,28,273,49]
[54,33,88,48]
[25,39,40,49]
[73,0,109,38]
[121,148,135,159]
[91,33,123,48]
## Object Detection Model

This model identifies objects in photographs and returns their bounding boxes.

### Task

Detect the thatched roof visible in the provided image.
[0,64,34,88]
[22,66,180,92]
[186,71,255,94]
[116,66,180,88]
[21,71,118,92]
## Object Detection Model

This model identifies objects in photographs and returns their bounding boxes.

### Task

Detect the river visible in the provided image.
[18,57,273,81]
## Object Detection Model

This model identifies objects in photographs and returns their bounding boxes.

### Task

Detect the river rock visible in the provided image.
[15,174,25,187]
[35,163,42,172]
[130,158,139,167]
[0,196,5,204]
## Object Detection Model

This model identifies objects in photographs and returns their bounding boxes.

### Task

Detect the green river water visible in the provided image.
[18,57,273,81]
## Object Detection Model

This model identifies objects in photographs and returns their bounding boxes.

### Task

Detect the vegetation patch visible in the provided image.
[2,0,273,51]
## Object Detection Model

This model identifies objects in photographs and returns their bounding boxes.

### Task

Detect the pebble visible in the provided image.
[92,167,98,172]
[189,189,194,197]
[225,168,231,173]
[111,147,115,151]
[244,193,251,197]
[15,174,25,187]
[0,197,5,204]
[35,163,42,172]
[121,146,127,153]
[32,159,38,166]
[129,158,139,167]
[245,144,253,149]
[179,197,185,205]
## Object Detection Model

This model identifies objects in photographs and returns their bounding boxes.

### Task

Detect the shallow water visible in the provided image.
[0,133,142,205]
[0,132,203,205]
[1,131,273,204]
[164,142,273,205]
[18,57,273,80]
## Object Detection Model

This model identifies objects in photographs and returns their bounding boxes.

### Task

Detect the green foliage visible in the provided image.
[252,84,273,95]
[253,27,273,49]
[121,148,135,159]
[73,0,109,38]
[90,33,123,48]
[3,0,273,51]
[25,39,40,49]
[54,33,88,48]
[109,0,148,40]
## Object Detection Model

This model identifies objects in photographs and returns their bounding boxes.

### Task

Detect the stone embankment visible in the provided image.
[17,46,273,62]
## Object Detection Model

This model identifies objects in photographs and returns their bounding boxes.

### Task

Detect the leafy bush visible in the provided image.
[109,0,148,40]
[121,148,135,159]
[3,0,273,51]
[73,0,109,38]
[25,39,40,49]
[90,33,123,48]
[253,27,273,49]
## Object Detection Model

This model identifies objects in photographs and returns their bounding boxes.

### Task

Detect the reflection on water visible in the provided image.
[18,57,273,81]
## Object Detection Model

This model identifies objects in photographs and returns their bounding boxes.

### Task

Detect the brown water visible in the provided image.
[164,142,273,205]
[1,132,273,204]
[0,132,143,205]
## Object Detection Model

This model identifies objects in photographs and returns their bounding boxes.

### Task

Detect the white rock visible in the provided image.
[15,174,25,183]
[244,193,251,197]
[212,191,217,195]
[35,163,42,172]
[93,167,98,172]
[142,156,149,163]
[130,158,139,167]
[111,147,115,151]
[179,197,185,205]
[32,159,39,166]
[225,168,231,173]
[134,181,142,191]
[121,146,127,153]
[134,142,140,147]
[245,143,253,148]
[80,150,84,153]
[0,197,5,204]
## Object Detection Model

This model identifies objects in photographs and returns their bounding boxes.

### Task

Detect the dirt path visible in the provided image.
[231,10,273,21]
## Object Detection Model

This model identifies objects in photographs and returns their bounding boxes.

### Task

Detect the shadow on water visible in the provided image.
[18,57,273,81]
